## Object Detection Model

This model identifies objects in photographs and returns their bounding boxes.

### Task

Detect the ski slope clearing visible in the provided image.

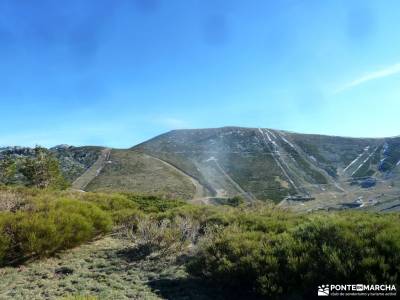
[72,148,111,191]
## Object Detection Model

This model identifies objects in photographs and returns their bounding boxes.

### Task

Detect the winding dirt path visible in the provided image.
[143,154,208,202]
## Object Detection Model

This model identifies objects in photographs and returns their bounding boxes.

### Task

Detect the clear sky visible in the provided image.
[1,0,399,148]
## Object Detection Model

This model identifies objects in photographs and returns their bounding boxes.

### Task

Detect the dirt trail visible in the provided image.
[72,148,111,191]
[144,154,208,202]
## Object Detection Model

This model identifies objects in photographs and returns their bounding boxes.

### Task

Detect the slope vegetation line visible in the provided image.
[351,146,379,177]
[207,157,256,202]
[342,146,370,174]
[144,153,208,201]
[72,148,111,191]
[275,130,346,193]
[258,128,299,193]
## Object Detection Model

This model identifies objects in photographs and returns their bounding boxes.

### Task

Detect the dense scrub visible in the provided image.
[0,186,399,299]
[186,209,400,298]
[0,196,111,265]
[121,201,400,298]
[0,188,142,266]
[0,187,191,267]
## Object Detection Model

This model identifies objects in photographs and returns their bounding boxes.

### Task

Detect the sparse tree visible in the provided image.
[226,196,244,207]
[0,154,17,185]
[20,146,68,189]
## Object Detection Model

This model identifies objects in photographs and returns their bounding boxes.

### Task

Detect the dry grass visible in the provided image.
[124,215,200,256]
[0,235,222,300]
[0,190,28,212]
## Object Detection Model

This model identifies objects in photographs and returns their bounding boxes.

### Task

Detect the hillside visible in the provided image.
[133,127,400,209]
[85,150,200,201]
[2,127,400,211]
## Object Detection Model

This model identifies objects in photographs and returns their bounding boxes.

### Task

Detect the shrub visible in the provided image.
[63,296,98,300]
[126,215,200,256]
[187,211,400,298]
[0,198,112,266]
[80,192,141,225]
[0,219,11,265]
[53,199,112,233]
[0,190,27,212]
[124,194,187,213]
[226,196,245,207]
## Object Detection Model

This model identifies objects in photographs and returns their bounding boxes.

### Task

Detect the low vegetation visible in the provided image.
[187,210,400,298]
[0,190,113,266]
[0,185,399,299]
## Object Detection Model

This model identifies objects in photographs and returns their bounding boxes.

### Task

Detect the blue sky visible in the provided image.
[1,0,399,148]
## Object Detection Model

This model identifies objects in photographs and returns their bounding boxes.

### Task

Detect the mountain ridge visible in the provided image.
[2,127,400,211]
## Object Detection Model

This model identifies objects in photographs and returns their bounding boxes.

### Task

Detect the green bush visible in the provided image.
[0,197,112,266]
[54,199,112,233]
[80,192,141,225]
[187,211,400,298]
[1,186,399,300]
[0,217,11,265]
[62,296,98,300]
[0,188,184,266]
[124,194,187,213]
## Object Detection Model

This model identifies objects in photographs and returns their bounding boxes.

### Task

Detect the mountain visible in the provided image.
[2,127,400,211]
[131,127,400,208]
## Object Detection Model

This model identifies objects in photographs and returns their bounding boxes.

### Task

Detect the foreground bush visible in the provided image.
[0,187,196,265]
[1,186,399,300]
[0,194,113,266]
[79,192,141,225]
[0,188,177,266]
[187,211,400,298]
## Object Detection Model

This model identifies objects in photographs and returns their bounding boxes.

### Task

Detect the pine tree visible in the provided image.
[0,154,17,185]
[20,146,68,189]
